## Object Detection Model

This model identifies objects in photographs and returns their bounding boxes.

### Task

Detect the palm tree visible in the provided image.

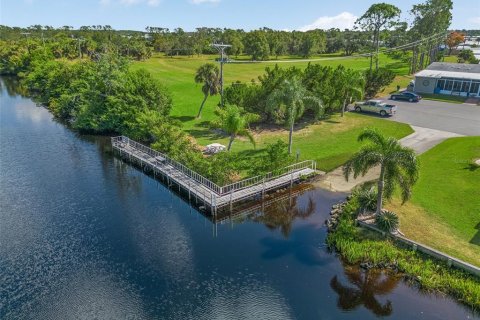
[194,63,220,119]
[212,105,259,151]
[343,129,418,215]
[266,77,323,154]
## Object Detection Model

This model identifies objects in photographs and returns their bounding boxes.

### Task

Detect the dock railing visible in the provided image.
[112,136,316,196]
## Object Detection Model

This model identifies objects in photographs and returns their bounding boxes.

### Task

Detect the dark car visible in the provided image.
[390,91,422,102]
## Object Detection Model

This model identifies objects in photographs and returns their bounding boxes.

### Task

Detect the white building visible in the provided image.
[414,62,480,97]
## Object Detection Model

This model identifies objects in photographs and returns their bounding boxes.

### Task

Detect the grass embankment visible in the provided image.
[132,54,412,172]
[328,196,480,310]
[386,137,480,266]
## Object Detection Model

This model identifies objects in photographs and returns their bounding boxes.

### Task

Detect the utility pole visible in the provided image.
[20,32,31,54]
[211,43,231,108]
[71,35,85,59]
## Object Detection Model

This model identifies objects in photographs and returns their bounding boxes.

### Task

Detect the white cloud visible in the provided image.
[100,0,161,6]
[190,0,220,4]
[469,17,480,26]
[299,12,358,31]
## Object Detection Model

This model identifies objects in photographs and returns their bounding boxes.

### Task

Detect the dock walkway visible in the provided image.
[112,136,316,214]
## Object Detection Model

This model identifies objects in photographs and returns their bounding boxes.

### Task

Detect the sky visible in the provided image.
[1,0,479,31]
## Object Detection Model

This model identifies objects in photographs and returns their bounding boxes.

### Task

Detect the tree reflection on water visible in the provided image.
[253,193,316,237]
[330,265,400,317]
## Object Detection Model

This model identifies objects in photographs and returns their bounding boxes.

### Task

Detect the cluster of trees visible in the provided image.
[190,53,396,157]
[0,24,152,72]
[5,49,253,185]
[0,0,455,74]
[146,26,368,59]
[209,64,392,153]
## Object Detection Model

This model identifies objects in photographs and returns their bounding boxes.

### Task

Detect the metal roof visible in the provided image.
[415,69,480,81]
[426,62,480,74]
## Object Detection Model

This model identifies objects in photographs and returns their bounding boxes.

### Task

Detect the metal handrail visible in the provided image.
[111,136,316,195]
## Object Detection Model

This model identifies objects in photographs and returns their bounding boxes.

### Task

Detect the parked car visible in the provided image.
[354,99,397,116]
[390,91,422,102]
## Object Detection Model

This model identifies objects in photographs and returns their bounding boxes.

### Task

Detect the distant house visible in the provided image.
[414,62,480,97]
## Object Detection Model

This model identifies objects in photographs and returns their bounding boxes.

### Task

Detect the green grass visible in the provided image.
[387,137,480,266]
[231,113,413,172]
[420,93,468,104]
[131,54,412,172]
[443,55,459,63]
[328,197,480,310]
[131,53,409,133]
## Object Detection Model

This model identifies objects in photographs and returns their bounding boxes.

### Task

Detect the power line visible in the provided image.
[227,32,448,65]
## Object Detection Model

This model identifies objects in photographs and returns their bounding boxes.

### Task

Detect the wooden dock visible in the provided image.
[111,136,316,215]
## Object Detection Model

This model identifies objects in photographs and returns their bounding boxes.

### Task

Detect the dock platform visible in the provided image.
[111,136,316,215]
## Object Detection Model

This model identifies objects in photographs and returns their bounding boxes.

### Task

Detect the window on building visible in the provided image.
[461,81,470,93]
[437,79,445,90]
[445,80,454,91]
[470,82,480,95]
[452,80,461,92]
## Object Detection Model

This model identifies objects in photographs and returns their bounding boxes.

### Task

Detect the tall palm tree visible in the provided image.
[343,129,418,215]
[194,63,220,119]
[212,105,259,151]
[266,77,323,154]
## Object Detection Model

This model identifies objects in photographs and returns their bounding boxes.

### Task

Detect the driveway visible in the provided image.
[378,98,480,136]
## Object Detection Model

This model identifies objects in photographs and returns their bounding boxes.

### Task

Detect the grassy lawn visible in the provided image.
[225,113,413,172]
[130,53,412,171]
[420,93,468,104]
[131,53,409,134]
[381,74,414,96]
[386,137,480,266]
[443,55,459,63]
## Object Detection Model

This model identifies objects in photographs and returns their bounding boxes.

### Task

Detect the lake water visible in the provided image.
[0,77,477,319]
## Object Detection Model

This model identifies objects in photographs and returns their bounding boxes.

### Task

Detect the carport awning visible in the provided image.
[415,70,480,81]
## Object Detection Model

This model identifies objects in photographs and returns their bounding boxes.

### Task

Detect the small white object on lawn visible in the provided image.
[205,143,226,154]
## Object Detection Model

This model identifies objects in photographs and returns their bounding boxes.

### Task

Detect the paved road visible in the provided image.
[352,99,480,136]
[383,99,480,136]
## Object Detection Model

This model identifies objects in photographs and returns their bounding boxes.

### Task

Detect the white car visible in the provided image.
[354,99,397,116]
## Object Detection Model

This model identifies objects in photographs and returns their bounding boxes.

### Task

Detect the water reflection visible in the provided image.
[260,225,335,267]
[0,76,28,97]
[254,192,316,237]
[330,265,400,317]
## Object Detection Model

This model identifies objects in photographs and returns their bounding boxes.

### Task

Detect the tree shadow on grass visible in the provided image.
[186,128,223,140]
[470,222,480,246]
[464,163,480,171]
[384,61,409,74]
[171,115,196,122]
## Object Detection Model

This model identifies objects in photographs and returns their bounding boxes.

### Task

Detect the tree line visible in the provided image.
[1,0,455,69]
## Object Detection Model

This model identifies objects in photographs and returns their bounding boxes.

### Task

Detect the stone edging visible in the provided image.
[357,220,480,278]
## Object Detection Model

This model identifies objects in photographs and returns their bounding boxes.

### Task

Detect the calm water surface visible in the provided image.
[0,77,477,319]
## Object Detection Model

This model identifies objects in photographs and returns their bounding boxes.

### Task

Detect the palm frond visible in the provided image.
[358,128,386,147]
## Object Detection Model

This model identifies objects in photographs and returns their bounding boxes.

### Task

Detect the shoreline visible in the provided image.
[323,194,480,311]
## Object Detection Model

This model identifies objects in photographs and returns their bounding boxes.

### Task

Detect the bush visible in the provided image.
[354,186,377,214]
[364,68,395,99]
[375,210,399,233]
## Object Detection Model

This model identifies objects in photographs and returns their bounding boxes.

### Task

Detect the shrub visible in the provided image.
[354,186,377,214]
[375,210,399,233]
[364,68,395,99]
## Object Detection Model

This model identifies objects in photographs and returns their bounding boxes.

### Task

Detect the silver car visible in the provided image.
[354,99,397,117]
